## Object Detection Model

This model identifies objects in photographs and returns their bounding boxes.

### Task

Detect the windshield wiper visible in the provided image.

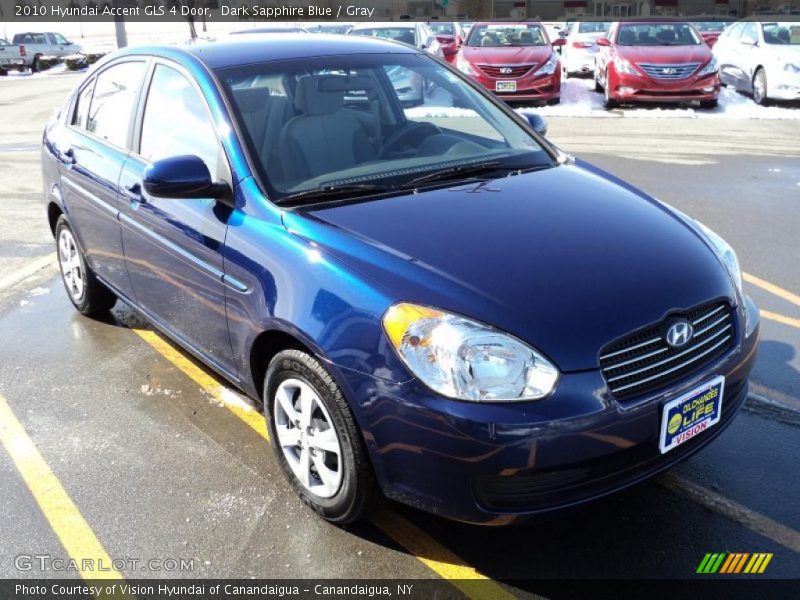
[403,161,505,187]
[276,183,392,207]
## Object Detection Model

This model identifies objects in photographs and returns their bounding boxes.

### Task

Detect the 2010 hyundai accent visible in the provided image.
[42,34,759,525]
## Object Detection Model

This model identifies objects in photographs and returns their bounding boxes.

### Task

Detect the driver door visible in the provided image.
[119,62,236,376]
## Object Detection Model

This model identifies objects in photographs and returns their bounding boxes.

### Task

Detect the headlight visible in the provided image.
[695,221,743,298]
[613,56,640,77]
[534,53,558,76]
[697,57,718,77]
[784,63,800,74]
[383,303,559,401]
[456,54,477,76]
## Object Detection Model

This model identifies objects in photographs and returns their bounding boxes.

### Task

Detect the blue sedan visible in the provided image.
[42,34,759,524]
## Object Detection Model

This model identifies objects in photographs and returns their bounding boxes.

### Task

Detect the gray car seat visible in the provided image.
[232,86,295,182]
[279,75,376,183]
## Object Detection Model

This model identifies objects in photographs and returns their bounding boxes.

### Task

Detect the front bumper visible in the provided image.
[768,71,800,100]
[338,298,759,524]
[469,70,561,103]
[610,70,720,103]
[563,48,598,74]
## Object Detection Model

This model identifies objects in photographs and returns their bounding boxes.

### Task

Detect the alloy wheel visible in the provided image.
[274,378,343,498]
[58,228,85,303]
[753,69,767,105]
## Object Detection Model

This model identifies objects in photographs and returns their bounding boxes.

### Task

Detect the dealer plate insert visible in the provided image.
[496,81,516,93]
[659,375,724,454]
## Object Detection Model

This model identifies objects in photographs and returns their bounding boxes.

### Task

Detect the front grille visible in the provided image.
[600,301,735,401]
[477,64,535,78]
[637,62,700,80]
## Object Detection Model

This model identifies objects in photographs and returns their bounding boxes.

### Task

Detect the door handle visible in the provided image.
[125,183,145,204]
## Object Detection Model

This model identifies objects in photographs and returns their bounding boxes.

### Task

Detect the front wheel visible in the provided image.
[753,68,769,105]
[55,216,116,317]
[265,350,379,523]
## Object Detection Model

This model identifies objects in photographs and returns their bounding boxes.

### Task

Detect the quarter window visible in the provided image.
[140,65,219,176]
[86,61,146,147]
[73,79,95,130]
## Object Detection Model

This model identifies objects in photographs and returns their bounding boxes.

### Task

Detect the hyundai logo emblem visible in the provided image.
[662,67,677,75]
[499,67,513,74]
[665,320,694,348]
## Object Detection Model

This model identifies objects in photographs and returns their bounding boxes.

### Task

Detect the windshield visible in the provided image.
[350,28,418,46]
[429,23,455,36]
[692,22,728,33]
[466,24,548,47]
[616,23,701,46]
[218,53,552,202]
[762,22,800,45]
[578,22,610,34]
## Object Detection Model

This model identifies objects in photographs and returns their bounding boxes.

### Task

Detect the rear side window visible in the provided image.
[86,61,146,147]
[140,64,219,176]
[73,79,95,129]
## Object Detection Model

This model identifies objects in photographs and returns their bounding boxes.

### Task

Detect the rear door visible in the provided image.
[59,59,148,297]
[48,33,75,57]
[119,61,236,376]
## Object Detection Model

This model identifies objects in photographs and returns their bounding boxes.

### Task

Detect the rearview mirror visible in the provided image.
[552,38,566,47]
[520,111,548,137]
[143,155,230,201]
[596,37,611,47]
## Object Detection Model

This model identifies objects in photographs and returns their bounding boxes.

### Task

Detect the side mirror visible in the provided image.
[143,155,229,201]
[552,37,566,47]
[741,35,758,46]
[521,111,548,137]
[596,37,611,47]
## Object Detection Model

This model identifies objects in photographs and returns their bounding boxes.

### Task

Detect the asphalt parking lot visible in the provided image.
[1,72,799,594]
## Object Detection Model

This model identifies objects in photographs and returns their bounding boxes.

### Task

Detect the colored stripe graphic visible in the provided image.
[699,552,773,574]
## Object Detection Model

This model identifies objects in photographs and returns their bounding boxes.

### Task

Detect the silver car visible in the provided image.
[561,20,611,78]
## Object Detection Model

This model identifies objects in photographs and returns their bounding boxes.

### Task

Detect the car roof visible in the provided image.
[471,21,544,26]
[613,17,695,23]
[349,22,417,29]
[115,34,419,71]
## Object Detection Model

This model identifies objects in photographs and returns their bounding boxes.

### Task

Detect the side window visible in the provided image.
[72,79,95,129]
[140,64,219,177]
[52,33,68,45]
[33,33,47,44]
[86,61,146,147]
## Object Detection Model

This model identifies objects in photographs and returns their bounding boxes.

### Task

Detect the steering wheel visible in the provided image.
[379,122,441,158]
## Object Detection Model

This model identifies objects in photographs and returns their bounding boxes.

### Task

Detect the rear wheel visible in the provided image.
[55,216,116,317]
[31,55,41,72]
[265,349,379,523]
[0,69,7,77]
[753,68,768,105]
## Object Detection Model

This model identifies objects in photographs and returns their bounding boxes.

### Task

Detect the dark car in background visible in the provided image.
[456,21,564,104]
[42,34,758,525]
[595,19,720,108]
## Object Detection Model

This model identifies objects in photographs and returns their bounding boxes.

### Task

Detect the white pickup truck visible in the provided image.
[0,39,26,75]
[11,32,82,71]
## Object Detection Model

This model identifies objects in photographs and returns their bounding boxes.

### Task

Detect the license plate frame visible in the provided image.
[659,375,724,454]
[495,81,517,93]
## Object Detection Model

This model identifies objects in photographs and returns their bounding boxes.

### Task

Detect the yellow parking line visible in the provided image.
[132,329,266,438]
[744,272,800,308]
[0,392,124,581]
[760,310,800,330]
[133,328,513,600]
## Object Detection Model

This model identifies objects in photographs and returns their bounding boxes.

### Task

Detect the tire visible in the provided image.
[547,97,561,105]
[700,99,718,109]
[603,71,618,108]
[264,349,379,523]
[562,66,570,80]
[32,55,41,73]
[594,75,603,93]
[0,69,7,77]
[753,68,768,106]
[55,216,116,317]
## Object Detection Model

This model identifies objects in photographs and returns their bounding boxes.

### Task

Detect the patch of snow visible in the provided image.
[28,287,50,296]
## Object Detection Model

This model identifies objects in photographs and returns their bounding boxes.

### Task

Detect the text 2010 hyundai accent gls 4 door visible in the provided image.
[595,19,721,108]
[43,34,759,525]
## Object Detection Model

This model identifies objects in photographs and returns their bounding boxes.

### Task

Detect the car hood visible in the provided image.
[461,44,552,66]
[283,162,734,372]
[616,44,712,65]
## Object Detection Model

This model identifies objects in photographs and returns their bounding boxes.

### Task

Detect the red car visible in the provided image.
[594,19,720,108]
[456,22,564,104]
[428,21,464,64]
[688,17,735,48]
